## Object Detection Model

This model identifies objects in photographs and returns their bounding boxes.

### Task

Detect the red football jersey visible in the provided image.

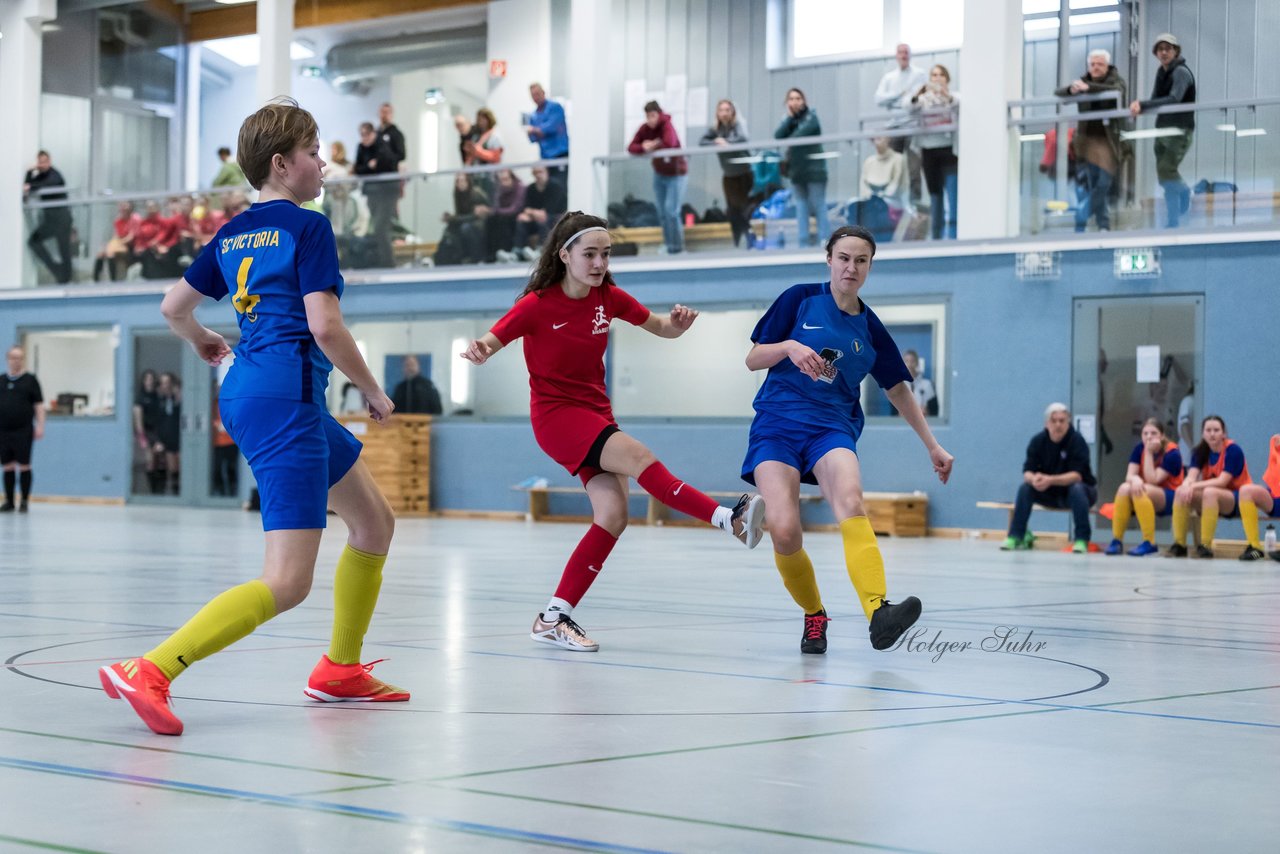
[491,283,650,419]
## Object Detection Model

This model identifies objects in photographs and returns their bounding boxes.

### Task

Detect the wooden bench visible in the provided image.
[391,241,439,266]
[612,221,766,251]
[514,485,926,536]
[977,499,1214,549]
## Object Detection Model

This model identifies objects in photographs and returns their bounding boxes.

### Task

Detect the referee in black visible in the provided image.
[1,346,45,513]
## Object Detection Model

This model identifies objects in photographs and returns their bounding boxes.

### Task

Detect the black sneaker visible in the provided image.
[801,610,829,654]
[1164,544,1188,558]
[1239,546,1265,562]
[0,502,13,513]
[1194,545,1214,559]
[17,501,27,513]
[1271,551,1280,564]
[869,597,922,651]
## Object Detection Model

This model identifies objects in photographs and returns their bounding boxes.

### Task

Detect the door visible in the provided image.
[1072,296,1203,500]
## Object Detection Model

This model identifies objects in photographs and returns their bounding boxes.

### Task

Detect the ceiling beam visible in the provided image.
[187,0,485,43]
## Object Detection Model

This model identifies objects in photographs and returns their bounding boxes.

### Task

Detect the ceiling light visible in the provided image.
[1020,133,1047,142]
[1236,128,1267,137]
[1215,124,1237,132]
[1119,127,1186,141]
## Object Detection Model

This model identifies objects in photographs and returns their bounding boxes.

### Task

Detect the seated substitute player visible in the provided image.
[1236,433,1280,562]
[99,99,408,736]
[1104,418,1184,556]
[1167,414,1250,559]
[742,224,953,654]
[461,211,766,653]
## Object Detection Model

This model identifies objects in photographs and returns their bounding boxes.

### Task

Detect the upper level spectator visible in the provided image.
[1130,33,1196,228]
[508,166,567,259]
[629,100,688,254]
[211,147,246,187]
[23,150,73,284]
[699,99,753,248]
[468,108,504,165]
[775,88,828,248]
[874,43,927,111]
[455,113,480,166]
[1055,49,1128,233]
[377,102,407,170]
[860,136,906,201]
[524,83,569,160]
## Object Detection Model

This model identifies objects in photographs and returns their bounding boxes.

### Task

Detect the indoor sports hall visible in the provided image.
[2,1,1277,852]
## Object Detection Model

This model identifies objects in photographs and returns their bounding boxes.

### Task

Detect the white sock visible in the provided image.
[542,597,573,621]
[712,506,733,532]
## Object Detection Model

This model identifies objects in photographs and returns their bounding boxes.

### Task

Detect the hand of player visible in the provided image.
[461,338,494,365]
[787,341,824,380]
[193,330,232,366]
[34,425,44,441]
[1174,482,1194,504]
[669,304,699,332]
[930,445,954,484]
[365,390,394,423]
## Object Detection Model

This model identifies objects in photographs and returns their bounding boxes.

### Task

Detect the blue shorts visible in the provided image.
[1154,488,1176,516]
[220,397,362,531]
[741,412,859,486]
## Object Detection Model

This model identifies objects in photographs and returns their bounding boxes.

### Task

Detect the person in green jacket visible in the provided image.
[775,88,828,248]
[211,147,246,188]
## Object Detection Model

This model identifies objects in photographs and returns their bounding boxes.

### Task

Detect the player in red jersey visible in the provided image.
[462,211,766,651]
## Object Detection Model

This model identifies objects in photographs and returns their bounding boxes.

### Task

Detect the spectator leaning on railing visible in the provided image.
[1055,49,1128,233]
[628,100,689,255]
[873,43,926,204]
[1130,33,1196,228]
[524,83,569,185]
[23,150,73,284]
[699,99,753,249]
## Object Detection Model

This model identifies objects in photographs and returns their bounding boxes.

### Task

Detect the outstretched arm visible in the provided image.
[461,332,505,365]
[641,305,698,339]
[886,381,953,484]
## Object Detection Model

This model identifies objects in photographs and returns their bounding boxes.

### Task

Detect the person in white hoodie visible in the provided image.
[873,44,926,204]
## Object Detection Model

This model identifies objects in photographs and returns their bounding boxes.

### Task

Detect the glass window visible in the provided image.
[858,302,948,421]
[97,6,180,103]
[792,0,883,60]
[21,328,117,417]
[900,0,964,51]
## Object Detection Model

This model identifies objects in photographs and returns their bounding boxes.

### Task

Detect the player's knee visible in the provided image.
[768,519,804,554]
[830,492,864,520]
[1116,483,1131,498]
[266,576,313,612]
[595,509,627,537]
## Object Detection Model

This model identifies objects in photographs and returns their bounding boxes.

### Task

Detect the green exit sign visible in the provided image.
[1114,248,1161,277]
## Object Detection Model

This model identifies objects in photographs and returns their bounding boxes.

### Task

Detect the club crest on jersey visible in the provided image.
[851,339,864,354]
[818,347,843,384]
[592,305,610,335]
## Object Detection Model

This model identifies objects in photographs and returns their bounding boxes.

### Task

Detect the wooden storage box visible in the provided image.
[337,414,431,517]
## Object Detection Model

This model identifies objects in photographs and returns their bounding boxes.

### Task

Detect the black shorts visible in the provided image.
[0,428,34,466]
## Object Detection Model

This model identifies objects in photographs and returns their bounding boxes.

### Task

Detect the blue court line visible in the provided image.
[0,756,672,854]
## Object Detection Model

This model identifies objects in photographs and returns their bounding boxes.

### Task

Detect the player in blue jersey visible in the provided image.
[742,225,953,654]
[99,99,408,735]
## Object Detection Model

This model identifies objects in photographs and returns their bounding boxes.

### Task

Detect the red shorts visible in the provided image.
[532,404,615,484]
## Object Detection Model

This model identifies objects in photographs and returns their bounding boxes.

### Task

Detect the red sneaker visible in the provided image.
[304,655,410,703]
[99,657,184,735]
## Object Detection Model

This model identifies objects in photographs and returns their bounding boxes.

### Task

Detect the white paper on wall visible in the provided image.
[1135,345,1161,383]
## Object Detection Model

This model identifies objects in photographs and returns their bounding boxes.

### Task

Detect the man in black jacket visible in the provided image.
[23,151,73,283]
[1003,403,1098,553]
[355,121,399,268]
[1130,33,1196,227]
[391,355,442,415]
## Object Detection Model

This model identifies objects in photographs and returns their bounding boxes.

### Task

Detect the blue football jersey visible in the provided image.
[750,282,911,430]
[184,200,343,406]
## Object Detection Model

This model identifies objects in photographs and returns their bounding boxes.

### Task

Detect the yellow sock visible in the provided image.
[1200,503,1220,550]
[840,516,885,622]
[145,580,276,681]
[1133,493,1157,544]
[1172,502,1189,546]
[1111,494,1132,540]
[773,548,823,614]
[1239,500,1263,549]
[329,545,387,665]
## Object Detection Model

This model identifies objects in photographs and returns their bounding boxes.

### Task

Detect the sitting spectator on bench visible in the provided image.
[502,166,567,261]
[1105,418,1183,557]
[482,168,525,263]
[1002,402,1097,553]
[1236,433,1280,562]
[95,201,140,281]
[435,172,489,266]
[1168,415,1250,559]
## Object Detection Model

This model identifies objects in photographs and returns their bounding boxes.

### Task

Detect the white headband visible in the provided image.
[563,225,609,249]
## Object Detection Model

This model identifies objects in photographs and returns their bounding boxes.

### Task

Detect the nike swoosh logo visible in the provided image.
[553,322,568,329]
[802,323,823,329]
[588,565,601,573]
[673,483,685,496]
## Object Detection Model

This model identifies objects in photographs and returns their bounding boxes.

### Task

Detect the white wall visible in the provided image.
[486,0,551,165]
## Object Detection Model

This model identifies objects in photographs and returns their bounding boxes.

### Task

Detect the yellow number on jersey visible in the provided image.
[231,257,260,321]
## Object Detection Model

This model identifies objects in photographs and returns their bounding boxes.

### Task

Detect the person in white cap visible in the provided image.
[1130,33,1196,227]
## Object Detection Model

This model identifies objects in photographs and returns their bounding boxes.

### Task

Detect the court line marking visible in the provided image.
[0,835,106,854]
[0,756,671,854]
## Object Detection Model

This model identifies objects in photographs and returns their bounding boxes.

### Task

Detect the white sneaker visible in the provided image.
[519,246,538,262]
[730,494,766,549]
[494,249,516,263]
[531,612,599,651]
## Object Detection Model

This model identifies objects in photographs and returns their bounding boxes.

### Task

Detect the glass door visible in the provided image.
[1072,296,1203,499]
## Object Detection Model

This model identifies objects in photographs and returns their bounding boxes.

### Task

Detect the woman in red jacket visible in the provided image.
[628,100,688,254]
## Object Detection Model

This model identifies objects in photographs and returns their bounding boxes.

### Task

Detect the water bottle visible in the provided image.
[1266,524,1277,555]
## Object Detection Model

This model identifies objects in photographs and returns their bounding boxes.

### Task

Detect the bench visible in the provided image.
[977,499,1208,548]
[612,221,766,252]
[514,485,927,536]
[391,241,439,266]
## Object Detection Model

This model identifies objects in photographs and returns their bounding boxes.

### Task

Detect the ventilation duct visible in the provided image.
[325,25,487,94]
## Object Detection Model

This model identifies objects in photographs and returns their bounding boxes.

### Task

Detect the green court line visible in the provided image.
[0,835,106,854]
[430,783,937,853]
[0,725,394,782]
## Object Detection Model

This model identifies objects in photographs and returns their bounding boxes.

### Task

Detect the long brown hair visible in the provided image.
[520,211,617,298]
[1191,415,1226,470]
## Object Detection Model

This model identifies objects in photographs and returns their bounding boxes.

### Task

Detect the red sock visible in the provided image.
[637,461,719,524]
[553,524,619,606]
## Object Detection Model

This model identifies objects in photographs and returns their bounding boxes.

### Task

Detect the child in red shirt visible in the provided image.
[462,211,765,651]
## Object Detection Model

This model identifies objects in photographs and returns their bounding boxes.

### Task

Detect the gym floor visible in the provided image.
[2,505,1277,853]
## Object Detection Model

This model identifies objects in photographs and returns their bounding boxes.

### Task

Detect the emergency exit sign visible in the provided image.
[1114,248,1161,278]
[489,60,508,78]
